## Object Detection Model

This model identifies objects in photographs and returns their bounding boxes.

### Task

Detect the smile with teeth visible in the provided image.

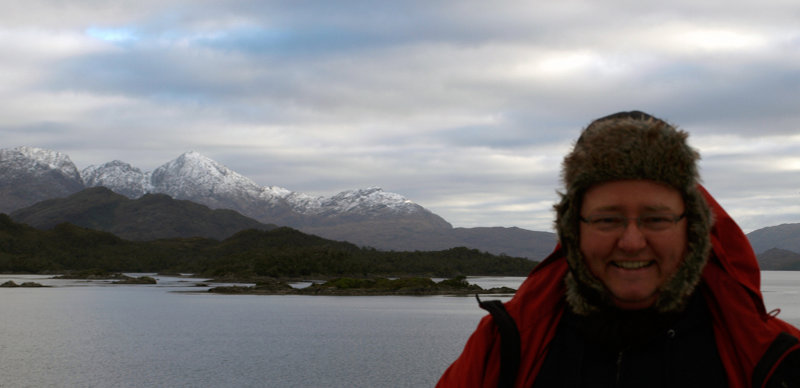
[612,260,654,269]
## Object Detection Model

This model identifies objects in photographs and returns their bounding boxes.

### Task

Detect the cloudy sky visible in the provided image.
[2,0,799,233]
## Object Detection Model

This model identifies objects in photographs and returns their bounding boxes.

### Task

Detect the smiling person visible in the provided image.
[437,111,800,387]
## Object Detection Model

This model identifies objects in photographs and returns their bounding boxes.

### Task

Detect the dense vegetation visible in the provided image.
[10,187,277,241]
[0,214,537,278]
[209,275,517,295]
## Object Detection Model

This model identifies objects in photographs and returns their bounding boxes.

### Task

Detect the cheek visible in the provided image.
[647,234,688,276]
[663,241,688,273]
[579,224,608,251]
[578,229,614,270]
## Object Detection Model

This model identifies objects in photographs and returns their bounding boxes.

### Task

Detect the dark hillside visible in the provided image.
[0,215,536,277]
[11,187,277,241]
[757,248,800,271]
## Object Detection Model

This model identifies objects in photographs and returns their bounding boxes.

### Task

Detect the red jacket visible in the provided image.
[438,187,800,387]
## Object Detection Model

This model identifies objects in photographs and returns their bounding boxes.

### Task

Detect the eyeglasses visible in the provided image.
[580,212,686,232]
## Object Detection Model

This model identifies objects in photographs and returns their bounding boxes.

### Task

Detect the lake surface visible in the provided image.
[1,272,798,387]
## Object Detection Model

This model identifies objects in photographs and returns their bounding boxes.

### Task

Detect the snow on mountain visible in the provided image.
[282,186,420,216]
[0,146,85,213]
[284,191,324,211]
[310,187,422,216]
[82,160,151,198]
[151,151,266,199]
[144,151,426,219]
[1,146,82,182]
[7,146,560,256]
[145,151,309,225]
[2,146,560,258]
[2,146,433,226]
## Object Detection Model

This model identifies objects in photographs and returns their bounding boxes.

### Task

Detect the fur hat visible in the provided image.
[554,111,713,315]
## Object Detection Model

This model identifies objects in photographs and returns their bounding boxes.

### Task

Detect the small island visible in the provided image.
[208,275,516,296]
[54,270,157,284]
[0,280,48,288]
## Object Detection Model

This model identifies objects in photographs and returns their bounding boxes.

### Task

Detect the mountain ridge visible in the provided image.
[1,146,555,259]
[746,223,800,255]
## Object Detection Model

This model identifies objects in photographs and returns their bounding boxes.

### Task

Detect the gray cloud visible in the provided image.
[2,0,799,234]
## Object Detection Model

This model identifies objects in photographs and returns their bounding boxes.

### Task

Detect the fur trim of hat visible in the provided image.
[554,111,713,315]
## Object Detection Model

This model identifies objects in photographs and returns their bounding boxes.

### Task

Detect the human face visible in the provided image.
[579,180,688,310]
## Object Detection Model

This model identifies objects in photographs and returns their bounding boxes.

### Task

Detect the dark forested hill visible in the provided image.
[0,215,537,277]
[10,187,277,241]
[757,248,800,271]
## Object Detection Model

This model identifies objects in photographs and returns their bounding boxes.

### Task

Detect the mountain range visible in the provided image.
[1,146,797,267]
[1,146,556,259]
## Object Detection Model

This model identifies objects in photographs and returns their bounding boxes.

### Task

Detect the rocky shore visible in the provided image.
[0,280,48,288]
[53,270,157,284]
[208,276,516,296]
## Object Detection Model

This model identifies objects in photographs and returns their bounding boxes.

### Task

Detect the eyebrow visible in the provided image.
[587,205,677,213]
[642,205,675,212]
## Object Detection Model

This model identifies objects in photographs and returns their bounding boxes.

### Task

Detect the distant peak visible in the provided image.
[340,186,384,195]
[102,160,136,168]
[10,146,67,160]
[174,151,225,168]
[1,146,80,180]
[14,145,45,153]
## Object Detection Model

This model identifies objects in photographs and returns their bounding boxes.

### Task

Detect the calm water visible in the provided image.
[0,273,797,387]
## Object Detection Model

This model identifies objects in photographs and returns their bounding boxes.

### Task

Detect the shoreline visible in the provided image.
[0,272,521,296]
[207,276,517,296]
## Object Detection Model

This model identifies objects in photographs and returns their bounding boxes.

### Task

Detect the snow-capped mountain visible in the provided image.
[82,160,150,198]
[14,148,442,231]
[148,151,293,218]
[0,146,85,213]
[79,150,442,227]
[1,146,555,259]
[1,146,82,182]
[314,186,421,216]
[150,151,269,200]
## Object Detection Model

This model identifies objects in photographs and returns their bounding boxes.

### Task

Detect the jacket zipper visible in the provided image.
[615,351,624,386]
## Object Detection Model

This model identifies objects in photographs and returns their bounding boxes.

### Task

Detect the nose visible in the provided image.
[617,219,647,252]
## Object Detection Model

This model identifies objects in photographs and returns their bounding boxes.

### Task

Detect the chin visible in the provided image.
[611,292,658,310]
